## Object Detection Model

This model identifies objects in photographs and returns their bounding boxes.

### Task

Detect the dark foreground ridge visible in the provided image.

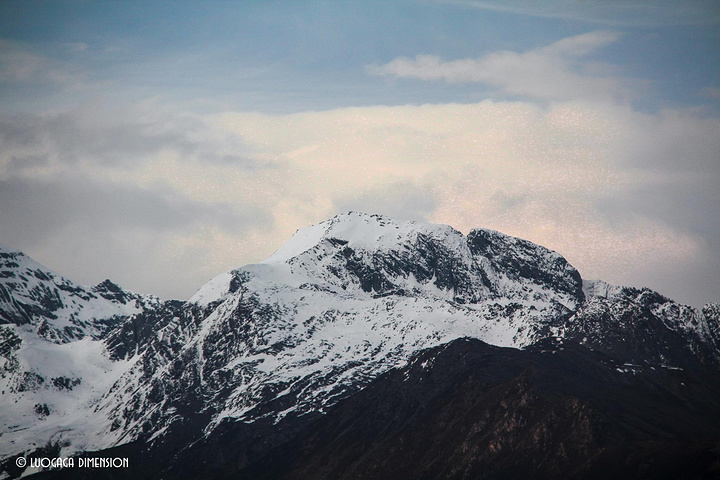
[27,337,720,480]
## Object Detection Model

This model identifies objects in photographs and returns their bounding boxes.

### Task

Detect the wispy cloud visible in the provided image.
[0,39,47,83]
[367,32,627,102]
[63,42,88,53]
[701,87,720,100]
[0,39,85,86]
[439,0,720,26]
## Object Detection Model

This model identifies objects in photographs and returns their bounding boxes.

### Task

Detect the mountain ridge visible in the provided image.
[1,212,719,478]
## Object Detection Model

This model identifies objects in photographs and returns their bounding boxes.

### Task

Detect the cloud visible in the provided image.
[439,0,720,26]
[0,175,244,236]
[367,32,627,102]
[0,172,268,299]
[0,100,265,174]
[63,42,88,53]
[0,39,85,86]
[334,182,439,222]
[0,39,47,83]
[701,87,720,100]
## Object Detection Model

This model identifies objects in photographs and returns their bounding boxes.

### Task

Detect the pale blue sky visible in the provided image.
[1,1,718,112]
[1,1,718,307]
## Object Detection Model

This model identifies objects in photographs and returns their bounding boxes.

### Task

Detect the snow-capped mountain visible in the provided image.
[0,246,159,343]
[1,213,719,479]
[0,246,163,465]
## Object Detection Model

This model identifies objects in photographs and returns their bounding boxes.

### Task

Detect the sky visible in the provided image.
[0,0,718,308]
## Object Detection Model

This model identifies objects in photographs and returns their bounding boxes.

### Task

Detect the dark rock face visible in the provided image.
[92,280,132,303]
[0,248,159,343]
[567,284,720,367]
[104,300,186,361]
[339,231,493,303]
[30,337,720,480]
[704,303,720,340]
[467,228,584,301]
[231,338,720,480]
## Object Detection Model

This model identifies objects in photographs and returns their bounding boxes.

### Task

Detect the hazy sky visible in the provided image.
[1,0,718,308]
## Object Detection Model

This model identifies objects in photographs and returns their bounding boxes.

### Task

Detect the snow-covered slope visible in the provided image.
[0,245,161,462]
[1,213,718,469]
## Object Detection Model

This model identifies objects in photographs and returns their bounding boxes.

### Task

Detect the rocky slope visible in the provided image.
[225,337,720,480]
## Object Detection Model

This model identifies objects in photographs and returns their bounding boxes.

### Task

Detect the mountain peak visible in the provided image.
[263,211,458,264]
[192,212,583,312]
